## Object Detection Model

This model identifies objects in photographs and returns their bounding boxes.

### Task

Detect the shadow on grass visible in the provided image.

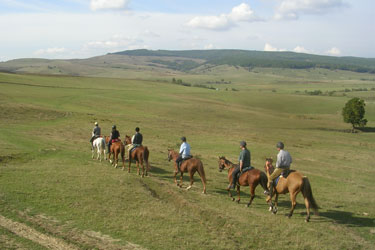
[319,210,375,227]
[357,127,375,133]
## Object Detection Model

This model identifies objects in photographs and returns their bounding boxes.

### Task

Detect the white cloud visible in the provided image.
[274,0,346,20]
[34,47,67,56]
[293,45,309,53]
[326,47,341,56]
[264,43,286,52]
[187,3,260,30]
[204,44,215,50]
[83,34,142,51]
[90,0,130,11]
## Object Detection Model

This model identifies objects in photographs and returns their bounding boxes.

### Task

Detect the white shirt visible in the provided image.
[179,142,191,158]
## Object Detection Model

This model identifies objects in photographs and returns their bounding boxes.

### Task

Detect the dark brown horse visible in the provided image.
[167,149,207,194]
[265,158,319,222]
[218,156,269,207]
[124,135,150,177]
[105,136,125,169]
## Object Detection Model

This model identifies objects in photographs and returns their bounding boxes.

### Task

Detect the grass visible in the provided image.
[0,69,374,249]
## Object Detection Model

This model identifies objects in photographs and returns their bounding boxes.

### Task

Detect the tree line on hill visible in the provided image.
[112,49,375,74]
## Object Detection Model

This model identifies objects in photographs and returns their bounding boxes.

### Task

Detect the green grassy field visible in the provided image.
[0,69,374,249]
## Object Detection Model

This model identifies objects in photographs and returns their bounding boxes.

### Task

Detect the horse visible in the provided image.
[167,149,207,194]
[218,156,269,207]
[105,136,125,169]
[91,137,107,162]
[265,158,319,222]
[124,135,150,177]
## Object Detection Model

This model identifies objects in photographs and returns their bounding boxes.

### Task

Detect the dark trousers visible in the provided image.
[176,155,183,171]
[108,141,112,153]
[232,166,241,185]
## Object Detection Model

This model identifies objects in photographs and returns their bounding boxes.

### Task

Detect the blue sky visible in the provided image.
[0,0,374,61]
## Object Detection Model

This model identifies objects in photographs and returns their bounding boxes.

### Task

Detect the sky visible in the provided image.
[0,0,374,61]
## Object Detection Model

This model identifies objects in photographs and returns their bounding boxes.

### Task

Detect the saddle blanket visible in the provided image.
[130,145,140,153]
[275,170,294,186]
[236,166,254,179]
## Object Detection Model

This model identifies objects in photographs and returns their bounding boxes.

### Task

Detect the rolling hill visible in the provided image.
[1,49,375,78]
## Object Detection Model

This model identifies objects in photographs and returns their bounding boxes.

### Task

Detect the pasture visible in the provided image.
[0,68,374,249]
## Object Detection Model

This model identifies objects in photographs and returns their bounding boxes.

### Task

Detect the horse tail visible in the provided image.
[302,177,319,215]
[260,171,269,192]
[197,161,207,185]
[144,146,150,170]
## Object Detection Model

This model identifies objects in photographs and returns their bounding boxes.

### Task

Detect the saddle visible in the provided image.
[112,138,121,143]
[235,166,254,179]
[130,145,140,153]
[273,169,295,186]
[177,156,193,170]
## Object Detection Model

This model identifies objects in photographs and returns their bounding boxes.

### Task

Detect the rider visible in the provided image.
[267,142,292,199]
[229,141,251,189]
[90,122,101,147]
[127,127,143,160]
[176,136,191,172]
[108,125,120,153]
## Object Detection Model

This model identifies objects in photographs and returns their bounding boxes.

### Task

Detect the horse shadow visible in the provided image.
[318,210,375,227]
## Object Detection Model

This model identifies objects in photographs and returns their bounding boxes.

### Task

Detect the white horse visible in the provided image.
[91,137,107,162]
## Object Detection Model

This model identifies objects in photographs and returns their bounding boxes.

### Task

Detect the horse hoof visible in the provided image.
[305,218,310,223]
[232,198,235,202]
[236,200,240,204]
[186,186,192,190]
[202,191,206,194]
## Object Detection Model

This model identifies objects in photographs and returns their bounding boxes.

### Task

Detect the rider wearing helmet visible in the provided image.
[175,136,191,172]
[228,141,251,190]
[127,127,143,160]
[108,125,120,153]
[90,122,101,147]
[267,142,292,199]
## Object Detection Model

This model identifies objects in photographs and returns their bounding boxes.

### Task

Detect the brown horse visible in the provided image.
[265,158,319,222]
[218,156,269,207]
[124,135,150,177]
[105,136,125,169]
[167,149,207,194]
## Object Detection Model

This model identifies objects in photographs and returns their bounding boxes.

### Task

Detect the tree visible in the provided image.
[342,97,367,130]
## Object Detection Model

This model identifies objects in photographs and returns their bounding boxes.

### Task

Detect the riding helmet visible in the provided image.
[112,125,116,129]
[180,136,186,142]
[240,141,247,147]
[276,141,284,149]
[95,122,98,126]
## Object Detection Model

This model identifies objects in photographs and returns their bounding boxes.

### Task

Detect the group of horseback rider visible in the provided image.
[90,122,291,197]
[228,140,292,200]
[90,122,143,160]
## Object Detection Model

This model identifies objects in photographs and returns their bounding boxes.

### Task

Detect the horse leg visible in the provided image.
[128,153,132,173]
[186,169,196,191]
[247,184,256,207]
[288,191,298,218]
[304,196,311,222]
[137,160,140,176]
[173,171,178,186]
[236,185,241,204]
[179,172,183,188]
[271,193,279,214]
[91,146,95,159]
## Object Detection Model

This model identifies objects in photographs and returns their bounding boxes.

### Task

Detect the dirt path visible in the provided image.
[0,214,78,249]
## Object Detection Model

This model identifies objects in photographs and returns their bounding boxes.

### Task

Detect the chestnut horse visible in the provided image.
[105,136,125,169]
[265,158,319,222]
[218,156,269,207]
[124,135,150,177]
[167,149,207,194]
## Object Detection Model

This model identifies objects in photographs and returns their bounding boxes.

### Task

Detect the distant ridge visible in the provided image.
[112,49,375,73]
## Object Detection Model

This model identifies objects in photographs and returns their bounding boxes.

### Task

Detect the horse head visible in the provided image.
[265,157,274,174]
[218,156,227,172]
[167,149,173,162]
[124,135,131,145]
